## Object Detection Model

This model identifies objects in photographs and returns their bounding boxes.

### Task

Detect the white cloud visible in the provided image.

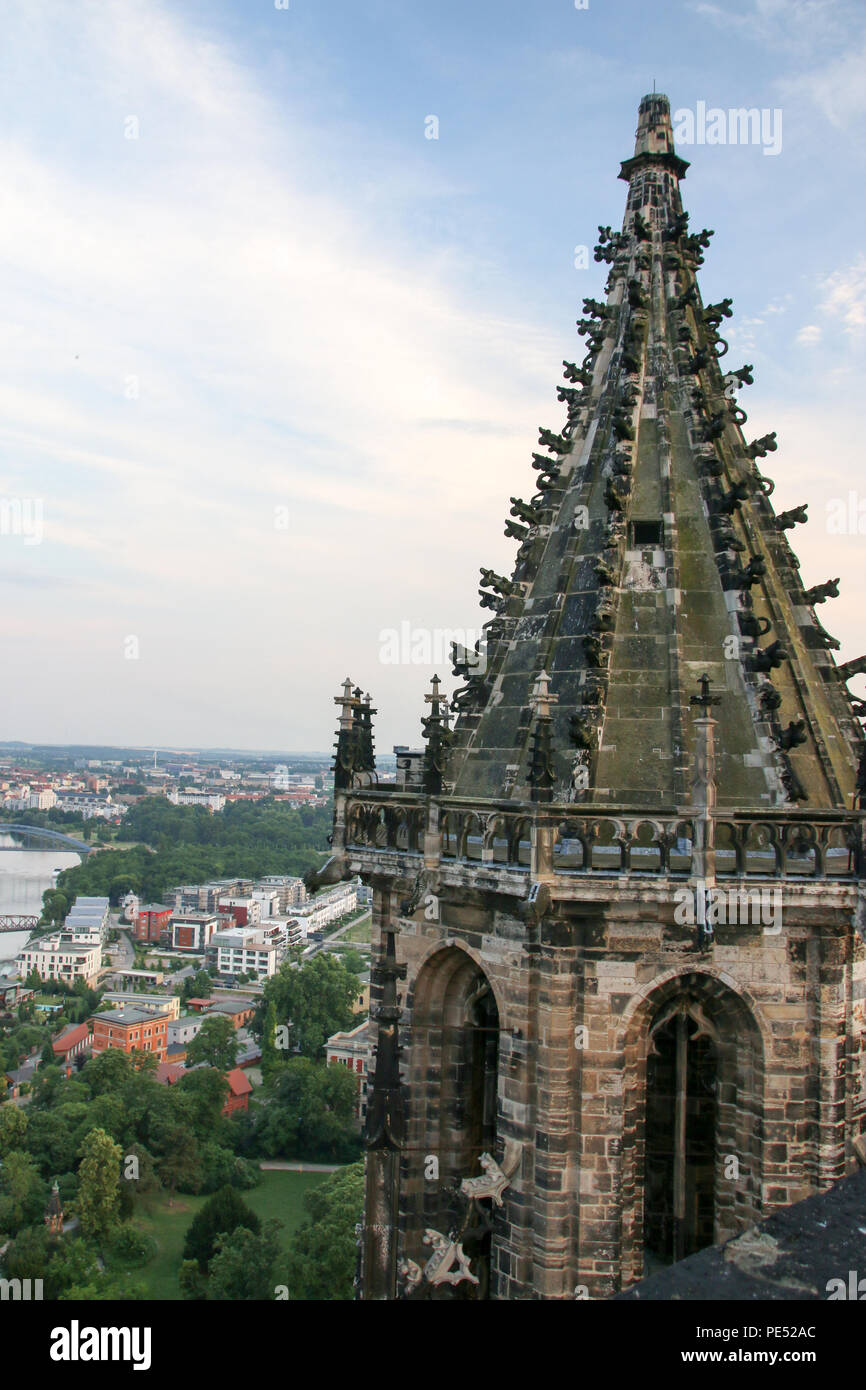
[818,257,866,336]
[795,324,822,345]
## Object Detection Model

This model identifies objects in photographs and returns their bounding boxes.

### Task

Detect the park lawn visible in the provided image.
[344,916,371,943]
[130,1168,328,1300]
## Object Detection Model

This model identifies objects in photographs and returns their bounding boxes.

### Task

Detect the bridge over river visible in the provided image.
[0,914,39,934]
[0,824,93,854]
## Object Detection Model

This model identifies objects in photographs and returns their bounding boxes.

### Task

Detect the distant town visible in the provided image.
[0,745,381,1299]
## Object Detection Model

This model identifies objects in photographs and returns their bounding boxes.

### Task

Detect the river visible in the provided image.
[0,834,81,962]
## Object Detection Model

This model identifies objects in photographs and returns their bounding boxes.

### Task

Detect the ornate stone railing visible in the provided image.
[340,789,863,881]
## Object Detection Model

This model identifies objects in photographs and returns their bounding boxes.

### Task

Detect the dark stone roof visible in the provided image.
[615,1169,866,1301]
[440,96,861,809]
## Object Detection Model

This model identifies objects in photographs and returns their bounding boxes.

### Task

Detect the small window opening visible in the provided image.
[631,520,664,547]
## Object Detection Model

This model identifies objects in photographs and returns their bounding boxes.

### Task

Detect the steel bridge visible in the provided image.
[0,914,39,934]
[0,823,93,854]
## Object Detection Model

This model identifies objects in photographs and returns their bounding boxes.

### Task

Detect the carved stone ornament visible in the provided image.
[460,1151,511,1206]
[422,1228,479,1287]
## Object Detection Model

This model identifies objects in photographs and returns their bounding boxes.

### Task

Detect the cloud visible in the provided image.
[795,324,822,345]
[818,257,866,336]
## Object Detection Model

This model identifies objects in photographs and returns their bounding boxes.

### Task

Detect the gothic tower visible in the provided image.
[310,94,866,1299]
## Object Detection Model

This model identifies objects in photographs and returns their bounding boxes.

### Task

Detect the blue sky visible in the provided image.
[0,0,864,751]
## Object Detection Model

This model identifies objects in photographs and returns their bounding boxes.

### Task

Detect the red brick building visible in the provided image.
[222,1067,252,1116]
[52,1021,91,1067]
[133,904,172,944]
[90,1007,169,1060]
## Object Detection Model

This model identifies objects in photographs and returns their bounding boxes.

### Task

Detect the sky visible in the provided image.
[0,0,864,753]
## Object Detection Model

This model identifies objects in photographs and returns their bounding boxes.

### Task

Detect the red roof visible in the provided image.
[52,1022,90,1055]
[226,1067,252,1097]
[154,1062,185,1086]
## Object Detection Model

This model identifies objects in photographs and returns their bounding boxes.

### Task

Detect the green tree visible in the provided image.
[76,1127,122,1245]
[185,1015,238,1073]
[253,1057,360,1162]
[182,1185,261,1273]
[207,1220,283,1300]
[0,1104,27,1157]
[83,1047,133,1097]
[260,954,359,1059]
[0,1151,47,1236]
[39,1041,56,1069]
[184,970,213,1000]
[2,1224,51,1282]
[154,1124,200,1204]
[284,1162,363,1300]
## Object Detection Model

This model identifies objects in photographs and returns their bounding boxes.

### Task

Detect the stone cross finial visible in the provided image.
[690,672,722,711]
[530,670,558,719]
[334,677,358,730]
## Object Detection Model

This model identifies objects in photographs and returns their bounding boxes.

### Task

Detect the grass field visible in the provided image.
[343,915,371,943]
[129,1168,329,1299]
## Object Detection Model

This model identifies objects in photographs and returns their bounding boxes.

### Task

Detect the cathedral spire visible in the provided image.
[438,94,862,810]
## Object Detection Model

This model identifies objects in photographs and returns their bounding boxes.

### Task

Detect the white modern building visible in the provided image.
[208,926,278,980]
[294,882,358,932]
[18,933,102,988]
[166,789,226,812]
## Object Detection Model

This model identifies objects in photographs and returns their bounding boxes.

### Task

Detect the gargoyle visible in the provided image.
[556,385,583,410]
[613,412,635,441]
[737,609,771,639]
[604,478,629,512]
[727,363,754,387]
[538,427,569,454]
[510,496,542,526]
[664,211,690,241]
[595,558,618,586]
[776,719,808,751]
[837,656,866,682]
[675,283,698,309]
[479,567,515,599]
[712,522,745,552]
[717,481,750,514]
[702,412,726,441]
[813,619,841,650]
[727,554,767,589]
[780,760,808,803]
[685,348,710,374]
[569,711,595,749]
[582,297,608,319]
[749,639,788,673]
[532,452,561,475]
[633,212,652,241]
[758,682,782,713]
[303,852,350,894]
[591,603,616,633]
[451,640,484,679]
[504,517,529,541]
[775,504,808,530]
[583,633,610,666]
[803,578,840,605]
[563,360,592,385]
[703,298,733,326]
[747,432,778,459]
[627,278,646,309]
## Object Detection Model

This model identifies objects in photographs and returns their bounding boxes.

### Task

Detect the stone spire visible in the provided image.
[441,93,863,811]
